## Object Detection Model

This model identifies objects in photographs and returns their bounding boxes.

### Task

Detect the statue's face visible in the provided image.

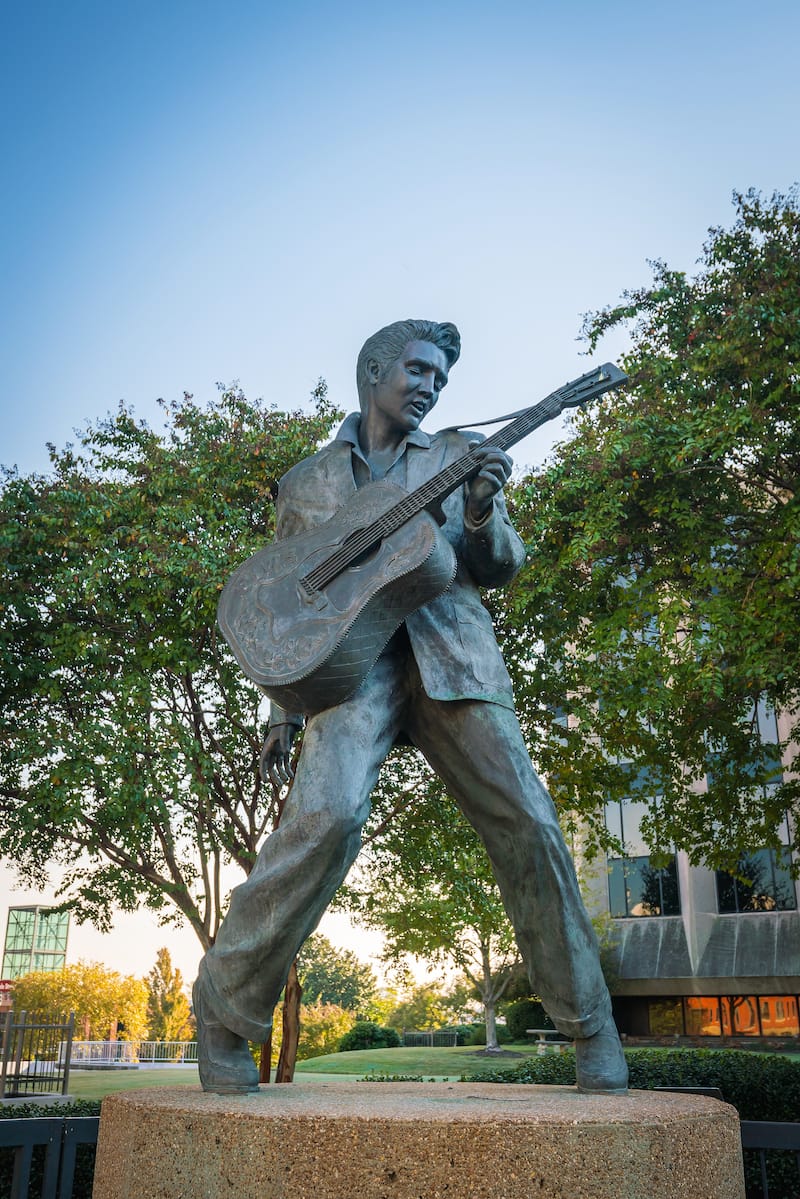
[369,340,449,434]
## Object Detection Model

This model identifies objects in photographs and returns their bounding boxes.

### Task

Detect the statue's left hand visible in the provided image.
[259,723,298,790]
[466,446,513,523]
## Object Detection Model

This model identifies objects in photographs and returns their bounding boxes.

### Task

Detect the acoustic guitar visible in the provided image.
[218,362,627,715]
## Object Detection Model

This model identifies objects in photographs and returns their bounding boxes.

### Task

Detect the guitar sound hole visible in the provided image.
[341,530,383,570]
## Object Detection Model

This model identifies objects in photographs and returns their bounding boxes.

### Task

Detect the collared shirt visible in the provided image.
[334,412,430,490]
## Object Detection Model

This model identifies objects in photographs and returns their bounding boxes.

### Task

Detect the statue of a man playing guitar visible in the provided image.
[193,319,628,1096]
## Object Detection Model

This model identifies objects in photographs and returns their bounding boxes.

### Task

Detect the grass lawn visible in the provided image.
[295,1044,543,1079]
[66,1045,544,1099]
[68,1067,201,1101]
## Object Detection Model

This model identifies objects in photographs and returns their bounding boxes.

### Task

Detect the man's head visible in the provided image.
[356,319,461,409]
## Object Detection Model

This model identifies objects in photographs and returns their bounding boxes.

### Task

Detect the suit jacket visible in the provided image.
[270,418,527,725]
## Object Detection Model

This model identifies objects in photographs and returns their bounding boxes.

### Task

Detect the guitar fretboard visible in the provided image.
[301,363,624,593]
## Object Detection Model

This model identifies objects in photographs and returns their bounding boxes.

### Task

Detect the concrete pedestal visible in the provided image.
[92,1081,745,1199]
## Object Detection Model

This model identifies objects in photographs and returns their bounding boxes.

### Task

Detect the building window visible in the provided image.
[1,906,69,979]
[648,999,683,1035]
[606,796,680,917]
[685,997,721,1036]
[716,846,797,913]
[760,996,800,1037]
[721,996,759,1035]
[710,703,796,913]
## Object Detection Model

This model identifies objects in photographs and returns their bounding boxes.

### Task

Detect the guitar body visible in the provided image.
[218,480,458,715]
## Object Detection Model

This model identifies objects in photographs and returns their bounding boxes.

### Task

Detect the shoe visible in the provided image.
[193,982,259,1094]
[574,1015,628,1094]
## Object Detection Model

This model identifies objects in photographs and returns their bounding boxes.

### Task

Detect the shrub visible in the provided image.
[297,1002,355,1060]
[468,1022,512,1046]
[466,1046,800,1120]
[445,1024,474,1047]
[504,998,555,1042]
[338,1020,401,1052]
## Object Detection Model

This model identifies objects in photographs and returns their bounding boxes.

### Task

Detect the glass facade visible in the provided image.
[606,795,680,918]
[1,906,69,979]
[648,995,800,1038]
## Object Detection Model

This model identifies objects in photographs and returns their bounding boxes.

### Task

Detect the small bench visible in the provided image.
[526,1028,568,1055]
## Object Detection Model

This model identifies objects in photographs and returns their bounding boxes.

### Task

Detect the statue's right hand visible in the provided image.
[260,724,298,789]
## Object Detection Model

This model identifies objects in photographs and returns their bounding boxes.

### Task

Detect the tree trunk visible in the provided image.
[484,1000,501,1053]
[274,961,302,1082]
[259,1030,272,1083]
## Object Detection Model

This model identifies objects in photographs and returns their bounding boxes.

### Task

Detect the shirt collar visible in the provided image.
[335,412,431,455]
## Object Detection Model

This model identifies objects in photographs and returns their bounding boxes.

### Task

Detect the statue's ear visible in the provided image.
[366,357,381,384]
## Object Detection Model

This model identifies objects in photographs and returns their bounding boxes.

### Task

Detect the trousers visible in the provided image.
[199,636,612,1042]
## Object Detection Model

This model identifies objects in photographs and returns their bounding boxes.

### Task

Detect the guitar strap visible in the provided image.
[437,401,543,435]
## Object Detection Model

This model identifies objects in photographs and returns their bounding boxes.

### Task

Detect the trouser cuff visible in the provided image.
[197,959,273,1043]
[546,991,612,1040]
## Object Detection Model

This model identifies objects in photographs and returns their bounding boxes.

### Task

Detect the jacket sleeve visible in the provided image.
[459,486,527,589]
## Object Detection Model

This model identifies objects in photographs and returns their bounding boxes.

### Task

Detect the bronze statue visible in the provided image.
[193,319,628,1095]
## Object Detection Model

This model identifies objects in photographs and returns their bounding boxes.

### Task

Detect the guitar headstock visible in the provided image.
[555,363,628,412]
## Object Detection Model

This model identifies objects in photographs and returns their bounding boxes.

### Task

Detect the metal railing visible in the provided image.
[0,1013,74,1099]
[0,1115,99,1199]
[65,1039,198,1066]
[741,1121,800,1199]
[401,1030,459,1048]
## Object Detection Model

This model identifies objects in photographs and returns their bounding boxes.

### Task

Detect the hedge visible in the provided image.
[465,1047,800,1122]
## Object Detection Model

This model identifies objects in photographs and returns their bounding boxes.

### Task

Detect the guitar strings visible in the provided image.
[301,394,562,592]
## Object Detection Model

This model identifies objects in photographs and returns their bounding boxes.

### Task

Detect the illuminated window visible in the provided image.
[759,996,800,1037]
[685,997,721,1036]
[721,996,759,1036]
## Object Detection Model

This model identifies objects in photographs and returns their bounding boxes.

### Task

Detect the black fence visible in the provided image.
[0,1012,75,1100]
[0,1116,99,1199]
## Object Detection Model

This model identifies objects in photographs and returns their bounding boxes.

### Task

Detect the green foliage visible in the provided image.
[386,982,457,1031]
[466,1021,512,1046]
[467,1045,800,1119]
[146,947,193,1042]
[12,960,148,1040]
[296,934,377,1014]
[0,384,341,943]
[297,1001,356,1060]
[499,188,800,867]
[265,999,356,1064]
[338,1020,401,1052]
[504,997,555,1041]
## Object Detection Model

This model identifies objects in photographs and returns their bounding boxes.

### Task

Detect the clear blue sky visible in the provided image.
[2,0,798,475]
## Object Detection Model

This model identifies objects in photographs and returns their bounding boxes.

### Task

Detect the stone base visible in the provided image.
[92,1081,745,1199]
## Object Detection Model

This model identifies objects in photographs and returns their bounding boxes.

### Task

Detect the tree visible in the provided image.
[146,947,193,1042]
[12,960,148,1040]
[295,934,377,1014]
[497,187,800,869]
[342,758,520,1051]
[0,385,341,945]
[386,982,456,1031]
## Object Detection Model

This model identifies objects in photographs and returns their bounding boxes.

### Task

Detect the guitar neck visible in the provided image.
[304,363,625,592]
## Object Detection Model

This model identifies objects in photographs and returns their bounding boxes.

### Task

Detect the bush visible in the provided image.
[338,1020,401,1052]
[504,998,555,1042]
[445,1024,475,1047]
[297,1002,355,1060]
[465,1045,800,1119]
[468,1021,512,1046]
